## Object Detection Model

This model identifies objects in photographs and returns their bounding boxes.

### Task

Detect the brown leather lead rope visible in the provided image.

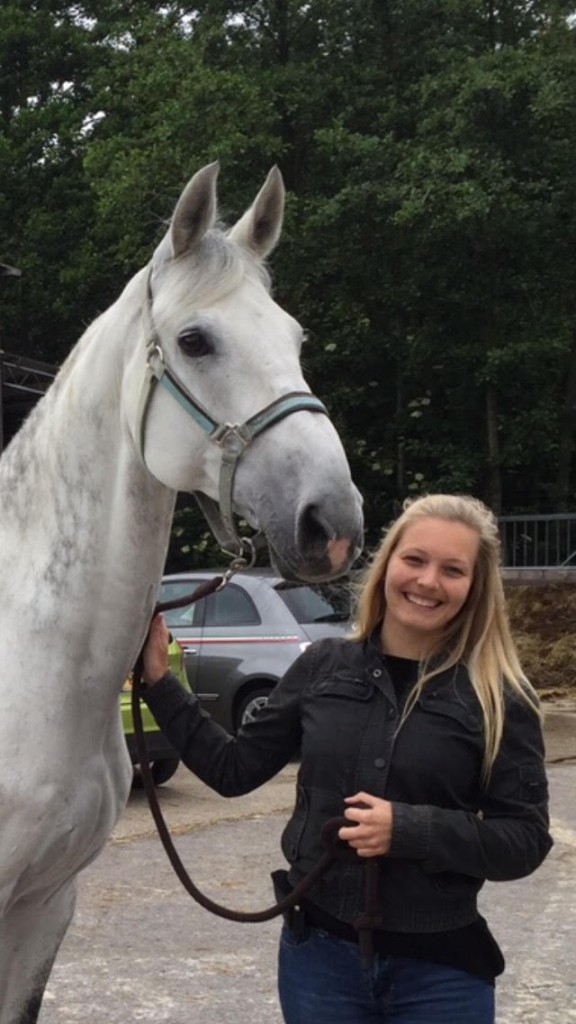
[130,576,380,962]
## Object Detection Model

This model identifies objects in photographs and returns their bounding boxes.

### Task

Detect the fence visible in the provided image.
[498,514,576,569]
[0,350,57,452]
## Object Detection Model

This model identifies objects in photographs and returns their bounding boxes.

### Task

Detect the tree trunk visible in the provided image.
[395,365,406,499]
[485,386,502,515]
[553,325,576,511]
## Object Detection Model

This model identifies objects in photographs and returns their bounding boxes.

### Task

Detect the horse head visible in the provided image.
[125,162,363,582]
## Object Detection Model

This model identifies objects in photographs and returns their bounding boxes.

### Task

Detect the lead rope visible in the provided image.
[131,569,380,963]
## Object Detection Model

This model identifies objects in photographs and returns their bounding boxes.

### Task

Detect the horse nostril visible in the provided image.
[297,504,331,558]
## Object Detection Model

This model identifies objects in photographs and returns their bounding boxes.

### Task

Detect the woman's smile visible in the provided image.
[403,592,442,609]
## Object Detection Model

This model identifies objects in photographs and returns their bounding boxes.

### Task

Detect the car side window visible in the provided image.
[203,584,261,627]
[159,581,207,628]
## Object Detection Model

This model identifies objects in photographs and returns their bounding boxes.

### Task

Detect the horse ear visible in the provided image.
[228,166,285,260]
[170,161,220,258]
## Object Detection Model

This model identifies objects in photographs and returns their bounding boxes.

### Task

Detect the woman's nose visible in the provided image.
[416,564,440,588]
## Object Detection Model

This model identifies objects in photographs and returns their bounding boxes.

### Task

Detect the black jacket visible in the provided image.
[144,635,552,933]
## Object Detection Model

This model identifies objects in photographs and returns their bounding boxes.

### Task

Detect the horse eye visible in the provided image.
[177,328,213,358]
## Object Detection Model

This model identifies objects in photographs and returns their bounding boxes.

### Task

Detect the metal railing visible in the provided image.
[0,350,57,397]
[498,514,576,569]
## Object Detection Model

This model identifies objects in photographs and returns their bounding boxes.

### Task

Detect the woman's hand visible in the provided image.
[142,613,171,685]
[338,792,394,858]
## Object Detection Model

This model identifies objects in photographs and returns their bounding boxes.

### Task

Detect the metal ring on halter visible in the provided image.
[147,344,164,370]
[217,537,258,586]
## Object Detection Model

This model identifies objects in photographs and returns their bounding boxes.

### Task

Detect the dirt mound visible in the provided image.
[505,583,576,695]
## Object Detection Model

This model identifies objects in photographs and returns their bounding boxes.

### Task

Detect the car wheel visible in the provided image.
[132,757,180,787]
[236,687,272,730]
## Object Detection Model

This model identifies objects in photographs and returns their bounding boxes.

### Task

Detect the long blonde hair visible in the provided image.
[352,494,541,780]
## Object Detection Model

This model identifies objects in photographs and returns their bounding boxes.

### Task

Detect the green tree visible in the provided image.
[1,0,575,537]
[0,2,109,358]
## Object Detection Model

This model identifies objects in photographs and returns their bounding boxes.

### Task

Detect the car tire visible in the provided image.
[132,757,180,788]
[236,687,272,730]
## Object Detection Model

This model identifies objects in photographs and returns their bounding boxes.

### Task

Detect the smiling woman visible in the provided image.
[141,492,552,1024]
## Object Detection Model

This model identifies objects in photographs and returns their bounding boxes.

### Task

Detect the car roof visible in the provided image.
[162,569,286,586]
[162,569,355,588]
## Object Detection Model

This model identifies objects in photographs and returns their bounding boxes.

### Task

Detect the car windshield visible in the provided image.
[275,582,352,624]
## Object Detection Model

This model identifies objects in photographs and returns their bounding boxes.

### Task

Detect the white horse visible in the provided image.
[0,163,363,1024]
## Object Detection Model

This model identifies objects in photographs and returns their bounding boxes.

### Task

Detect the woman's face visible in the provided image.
[382,516,480,658]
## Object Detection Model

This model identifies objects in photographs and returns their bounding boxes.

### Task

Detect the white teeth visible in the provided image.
[405,593,439,608]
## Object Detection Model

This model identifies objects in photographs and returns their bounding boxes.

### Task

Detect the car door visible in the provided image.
[193,581,263,729]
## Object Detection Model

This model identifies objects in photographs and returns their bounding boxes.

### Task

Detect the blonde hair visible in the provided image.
[351,494,541,781]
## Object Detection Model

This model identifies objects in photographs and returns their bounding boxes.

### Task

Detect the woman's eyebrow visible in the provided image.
[402,546,470,567]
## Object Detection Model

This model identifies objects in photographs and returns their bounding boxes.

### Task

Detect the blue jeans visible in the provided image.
[278,926,495,1024]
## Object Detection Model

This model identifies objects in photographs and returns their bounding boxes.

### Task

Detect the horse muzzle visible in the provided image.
[267,494,364,582]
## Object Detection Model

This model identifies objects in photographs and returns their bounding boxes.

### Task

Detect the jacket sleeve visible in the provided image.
[142,648,310,796]
[388,691,553,881]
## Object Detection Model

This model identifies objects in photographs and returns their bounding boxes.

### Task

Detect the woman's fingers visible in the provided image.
[338,792,394,857]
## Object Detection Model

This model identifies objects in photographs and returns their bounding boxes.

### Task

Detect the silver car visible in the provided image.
[159,570,353,732]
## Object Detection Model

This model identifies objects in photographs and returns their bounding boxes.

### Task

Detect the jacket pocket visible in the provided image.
[419,691,483,734]
[310,672,374,701]
[281,784,309,862]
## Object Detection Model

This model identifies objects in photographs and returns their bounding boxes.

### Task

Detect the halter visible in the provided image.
[135,264,329,561]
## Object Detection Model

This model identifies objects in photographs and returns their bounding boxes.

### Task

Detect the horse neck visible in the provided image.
[0,277,176,636]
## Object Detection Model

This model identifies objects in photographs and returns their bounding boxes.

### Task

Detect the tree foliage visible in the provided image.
[1,0,575,560]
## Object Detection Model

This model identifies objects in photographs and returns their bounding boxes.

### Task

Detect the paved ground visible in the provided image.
[38,707,576,1024]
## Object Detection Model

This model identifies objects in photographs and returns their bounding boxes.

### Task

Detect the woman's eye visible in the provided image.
[177,328,213,358]
[445,566,465,577]
[404,555,423,566]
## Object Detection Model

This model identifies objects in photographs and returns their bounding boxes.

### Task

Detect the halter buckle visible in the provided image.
[211,423,252,455]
